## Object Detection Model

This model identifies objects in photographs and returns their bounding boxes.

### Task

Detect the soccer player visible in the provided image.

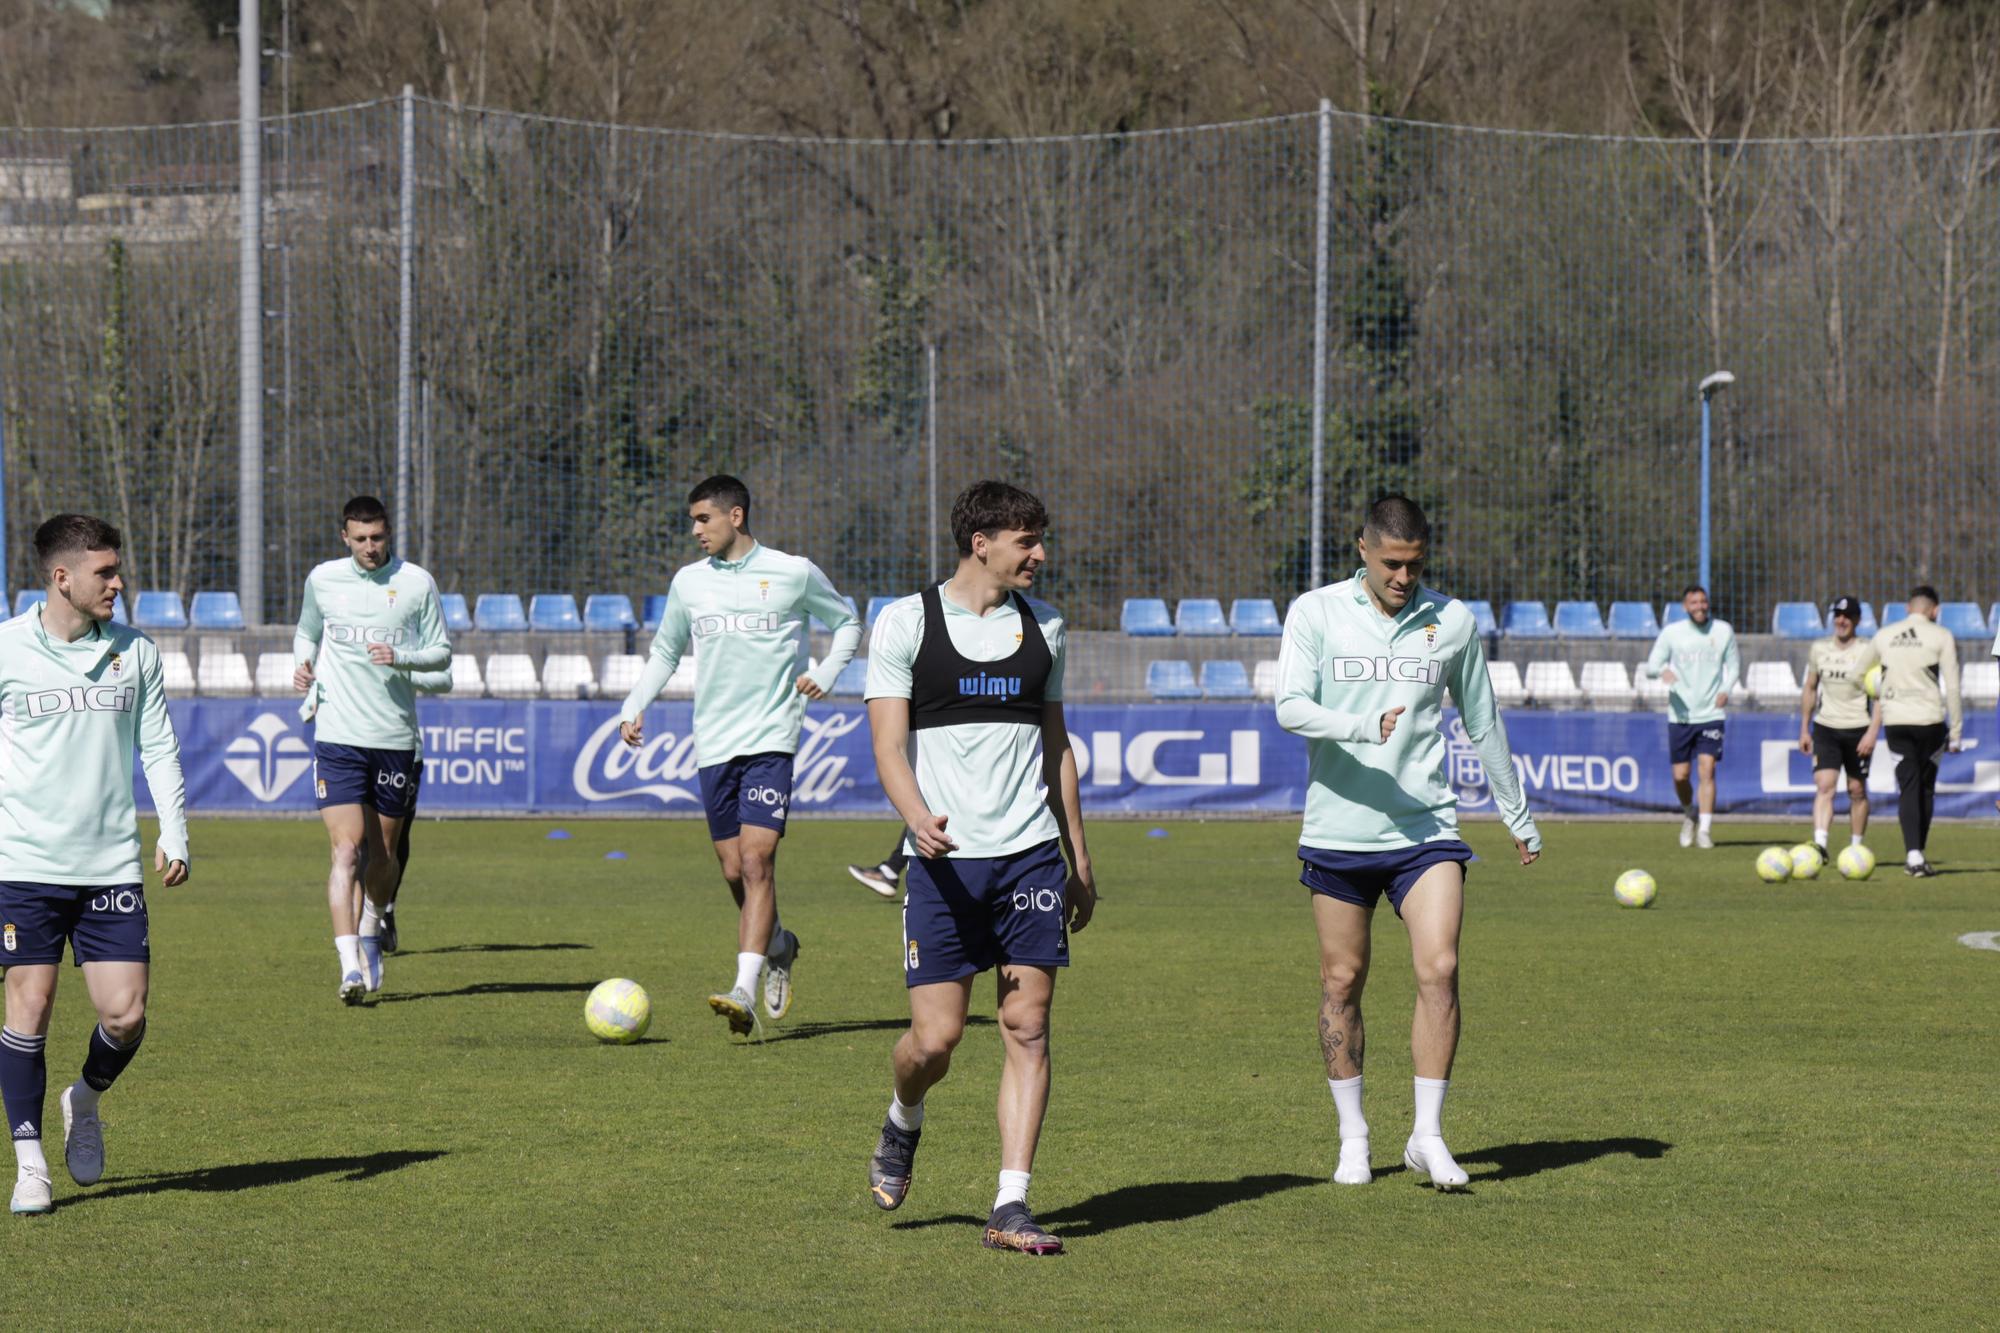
[862,480,1094,1255]
[293,496,451,1002]
[846,841,907,899]
[1642,586,1740,849]
[379,666,454,954]
[1797,597,1882,855]
[617,475,862,1035]
[1875,586,1963,877]
[0,516,189,1215]
[1275,495,1539,1193]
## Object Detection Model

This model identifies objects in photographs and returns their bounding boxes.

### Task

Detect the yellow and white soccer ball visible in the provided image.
[1788,844,1825,880]
[1861,662,1884,699]
[1613,868,1657,908]
[1755,846,1794,882]
[585,978,652,1044]
[1836,843,1877,880]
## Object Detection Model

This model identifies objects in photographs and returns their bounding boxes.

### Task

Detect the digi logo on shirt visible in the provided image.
[692,613,780,637]
[23,686,136,718]
[1325,656,1443,685]
[326,623,409,646]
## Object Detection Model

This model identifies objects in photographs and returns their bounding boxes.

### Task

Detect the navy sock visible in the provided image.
[0,1028,48,1143]
[81,1022,144,1094]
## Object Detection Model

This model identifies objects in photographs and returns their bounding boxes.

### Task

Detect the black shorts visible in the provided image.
[1811,723,1872,781]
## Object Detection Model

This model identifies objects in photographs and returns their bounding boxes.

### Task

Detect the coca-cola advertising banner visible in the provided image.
[143,700,2000,819]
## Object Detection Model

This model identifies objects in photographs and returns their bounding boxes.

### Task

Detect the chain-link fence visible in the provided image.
[3,99,1997,628]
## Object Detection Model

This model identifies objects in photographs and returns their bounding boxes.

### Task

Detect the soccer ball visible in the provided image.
[1613,868,1657,908]
[1788,844,1824,880]
[1755,847,1794,882]
[1862,663,1884,699]
[1836,844,1877,880]
[585,978,652,1044]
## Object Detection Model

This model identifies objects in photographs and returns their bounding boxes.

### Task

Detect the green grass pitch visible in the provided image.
[6,815,1997,1327]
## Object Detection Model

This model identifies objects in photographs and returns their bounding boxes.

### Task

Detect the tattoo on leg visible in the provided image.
[1318,987,1362,1077]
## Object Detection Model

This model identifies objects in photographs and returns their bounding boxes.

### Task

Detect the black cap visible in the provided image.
[1829,596,1862,621]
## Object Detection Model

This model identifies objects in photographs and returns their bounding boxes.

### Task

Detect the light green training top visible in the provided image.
[1277,572,1539,853]
[1641,618,1740,724]
[294,556,452,752]
[619,542,862,768]
[0,607,189,884]
[865,586,1068,860]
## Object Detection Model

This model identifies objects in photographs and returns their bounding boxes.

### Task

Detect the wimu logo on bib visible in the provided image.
[957,671,1023,700]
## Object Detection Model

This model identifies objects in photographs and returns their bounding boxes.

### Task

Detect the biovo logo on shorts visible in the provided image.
[744,785,787,812]
[89,888,143,914]
[1011,887,1062,913]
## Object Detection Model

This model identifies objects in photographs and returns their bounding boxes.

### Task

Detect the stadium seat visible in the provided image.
[1661,601,1688,628]
[583,594,637,632]
[439,592,472,633]
[1229,598,1282,637]
[196,647,254,696]
[1199,660,1253,699]
[1121,598,1175,637]
[1463,600,1499,636]
[1607,601,1659,639]
[597,654,644,699]
[158,650,195,693]
[541,652,596,698]
[1856,602,1879,637]
[1988,604,2000,640]
[832,659,869,698]
[189,590,246,631]
[1553,601,1607,638]
[1523,660,1583,707]
[254,652,295,696]
[664,658,697,698]
[1500,602,1554,638]
[133,591,188,630]
[1252,659,1281,699]
[474,594,528,632]
[641,594,670,631]
[13,589,45,617]
[1486,660,1526,708]
[1771,603,1823,639]
[529,594,583,633]
[1878,600,1908,629]
[1146,660,1201,700]
[1745,660,1800,707]
[1939,602,1988,639]
[1962,660,1999,707]
[1175,599,1229,637]
[866,596,901,630]
[483,653,539,698]
[108,594,127,623]
[1579,661,1635,708]
[449,654,485,698]
[812,595,860,632]
[1634,667,1671,707]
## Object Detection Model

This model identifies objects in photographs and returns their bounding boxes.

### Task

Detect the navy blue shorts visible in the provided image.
[314,742,421,818]
[1299,842,1474,917]
[902,840,1070,986]
[697,752,793,842]
[1668,721,1726,766]
[0,881,149,967]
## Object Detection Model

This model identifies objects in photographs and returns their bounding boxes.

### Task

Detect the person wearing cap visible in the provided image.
[1798,596,1883,856]
[1874,585,1963,877]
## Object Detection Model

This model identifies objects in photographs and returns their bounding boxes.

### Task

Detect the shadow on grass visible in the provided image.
[376,981,599,1003]
[1374,1136,1671,1185]
[764,1016,994,1044]
[69,1150,446,1204]
[891,1172,1318,1237]
[396,942,593,956]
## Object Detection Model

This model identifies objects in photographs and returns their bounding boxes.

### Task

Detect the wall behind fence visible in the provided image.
[3,102,1997,626]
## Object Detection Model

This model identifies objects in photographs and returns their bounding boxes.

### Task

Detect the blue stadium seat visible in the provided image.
[1500,601,1554,638]
[1553,601,1607,638]
[866,595,901,630]
[439,592,472,633]
[1878,600,1908,629]
[13,589,45,617]
[109,594,128,624]
[812,594,859,632]
[1771,603,1823,639]
[583,594,637,632]
[529,594,582,633]
[641,595,670,631]
[832,659,869,698]
[1661,601,1689,627]
[1607,601,1660,639]
[132,591,187,630]
[474,594,528,632]
[1199,660,1254,700]
[1988,603,2000,639]
[1462,600,1499,636]
[189,590,245,631]
[1121,598,1175,637]
[1939,602,1988,639]
[1855,602,1878,637]
[1228,598,1282,637]
[1175,598,1229,637]
[1146,659,1201,700]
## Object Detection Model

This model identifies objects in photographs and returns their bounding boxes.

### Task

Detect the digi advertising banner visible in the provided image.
[144,700,2000,821]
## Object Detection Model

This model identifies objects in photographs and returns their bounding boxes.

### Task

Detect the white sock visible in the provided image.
[733,952,765,996]
[359,899,382,938]
[888,1094,924,1133]
[1852,833,1865,846]
[766,916,786,953]
[13,1137,46,1175]
[1412,1076,1450,1139]
[335,934,362,976]
[995,1169,1031,1210]
[1813,828,1828,849]
[68,1078,101,1115]
[1698,813,1713,833]
[1907,849,1924,866]
[1327,1075,1368,1141]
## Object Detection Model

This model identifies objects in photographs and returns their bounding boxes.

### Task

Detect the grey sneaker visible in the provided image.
[707,985,759,1038]
[763,929,799,1021]
[60,1084,103,1187]
[868,1118,921,1211]
[847,863,900,899]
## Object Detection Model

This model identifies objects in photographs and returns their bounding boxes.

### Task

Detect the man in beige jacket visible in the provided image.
[1874,585,1963,877]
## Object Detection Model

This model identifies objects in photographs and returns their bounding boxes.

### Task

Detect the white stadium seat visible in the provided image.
[1963,660,1999,707]
[484,653,539,699]
[1523,660,1583,707]
[1579,660,1634,709]
[450,654,485,698]
[663,657,697,699]
[255,652,296,696]
[159,650,195,694]
[1634,668,1670,707]
[542,653,596,699]
[1745,661,1800,708]
[598,654,645,699]
[1486,660,1526,708]
[196,649,254,696]
[1252,659,1281,700]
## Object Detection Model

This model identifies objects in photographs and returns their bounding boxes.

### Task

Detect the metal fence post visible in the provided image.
[1309,98,1332,592]
[237,0,263,621]
[395,86,416,551]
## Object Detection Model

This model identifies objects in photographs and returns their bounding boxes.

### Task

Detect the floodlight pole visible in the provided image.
[1698,371,1733,594]
[237,0,264,622]
[395,86,416,547]
[1308,99,1332,590]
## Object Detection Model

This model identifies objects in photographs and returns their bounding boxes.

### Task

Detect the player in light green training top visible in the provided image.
[1641,585,1739,849]
[1276,495,1539,1193]
[618,475,862,1037]
[292,496,450,1004]
[1,515,188,1216]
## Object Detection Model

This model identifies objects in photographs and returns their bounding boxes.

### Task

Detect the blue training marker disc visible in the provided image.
[546,829,572,840]
[1148,828,1170,838]
[604,850,628,861]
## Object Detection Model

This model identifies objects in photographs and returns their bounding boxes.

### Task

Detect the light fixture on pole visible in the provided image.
[1698,371,1734,593]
